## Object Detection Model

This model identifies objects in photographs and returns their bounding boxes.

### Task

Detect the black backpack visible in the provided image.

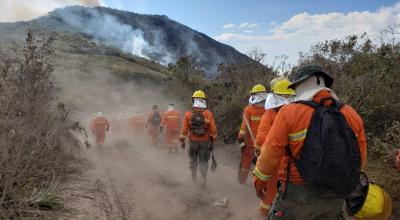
[189,110,207,136]
[288,99,361,195]
[151,112,161,126]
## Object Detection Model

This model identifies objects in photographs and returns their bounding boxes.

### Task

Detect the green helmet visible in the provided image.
[289,65,334,89]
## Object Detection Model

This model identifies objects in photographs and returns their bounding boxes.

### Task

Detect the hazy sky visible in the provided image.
[1,0,399,64]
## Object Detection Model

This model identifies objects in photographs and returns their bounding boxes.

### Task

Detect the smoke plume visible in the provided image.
[50,7,175,64]
[0,0,102,22]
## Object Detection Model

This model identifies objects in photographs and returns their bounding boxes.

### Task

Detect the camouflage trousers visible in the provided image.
[268,183,345,220]
[188,141,211,181]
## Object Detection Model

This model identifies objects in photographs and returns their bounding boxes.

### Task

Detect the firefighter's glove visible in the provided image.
[238,135,245,143]
[106,127,109,132]
[253,175,268,200]
[239,141,246,152]
[181,142,186,150]
[180,137,186,149]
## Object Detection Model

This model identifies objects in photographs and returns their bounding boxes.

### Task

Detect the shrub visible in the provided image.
[167,56,276,143]
[296,34,400,159]
[0,32,69,219]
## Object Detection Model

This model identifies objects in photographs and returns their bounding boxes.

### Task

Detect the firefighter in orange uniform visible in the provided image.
[253,65,367,219]
[161,104,181,153]
[237,84,266,184]
[90,112,110,148]
[255,77,296,217]
[180,90,217,187]
[129,110,146,138]
[146,105,162,147]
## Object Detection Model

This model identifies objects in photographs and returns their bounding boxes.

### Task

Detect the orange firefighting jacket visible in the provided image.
[181,107,217,142]
[146,111,163,128]
[90,116,110,135]
[255,109,278,148]
[238,105,265,147]
[255,90,367,184]
[162,109,181,131]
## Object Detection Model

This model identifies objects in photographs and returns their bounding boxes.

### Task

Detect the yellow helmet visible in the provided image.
[250,84,267,94]
[192,90,206,99]
[355,183,392,220]
[346,173,392,220]
[270,77,296,95]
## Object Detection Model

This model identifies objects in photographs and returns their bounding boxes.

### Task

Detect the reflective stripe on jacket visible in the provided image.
[238,105,265,146]
[162,110,181,130]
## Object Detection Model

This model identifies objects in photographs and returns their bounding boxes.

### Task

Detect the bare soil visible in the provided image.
[56,139,260,220]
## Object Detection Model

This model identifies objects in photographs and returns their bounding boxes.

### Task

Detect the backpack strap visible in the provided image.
[296,98,344,109]
[190,107,205,113]
[295,100,320,108]
[335,100,345,110]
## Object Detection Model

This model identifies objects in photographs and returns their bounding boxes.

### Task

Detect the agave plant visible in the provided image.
[28,176,63,210]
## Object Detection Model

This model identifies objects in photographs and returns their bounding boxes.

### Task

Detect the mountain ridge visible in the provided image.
[0,6,258,77]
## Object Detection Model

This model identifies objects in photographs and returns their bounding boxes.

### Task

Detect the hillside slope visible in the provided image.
[0,6,256,77]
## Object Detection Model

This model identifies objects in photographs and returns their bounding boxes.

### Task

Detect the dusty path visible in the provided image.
[59,138,260,220]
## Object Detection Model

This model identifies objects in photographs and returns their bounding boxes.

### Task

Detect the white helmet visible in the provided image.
[96,112,103,117]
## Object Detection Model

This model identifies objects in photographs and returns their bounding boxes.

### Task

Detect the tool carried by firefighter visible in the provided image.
[243,115,258,165]
[211,152,217,172]
[209,137,217,172]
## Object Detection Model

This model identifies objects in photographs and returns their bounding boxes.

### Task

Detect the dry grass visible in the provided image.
[366,161,400,219]
[0,31,69,219]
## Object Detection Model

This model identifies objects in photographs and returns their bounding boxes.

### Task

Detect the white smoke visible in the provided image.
[52,7,175,64]
[0,0,104,22]
[1,2,238,76]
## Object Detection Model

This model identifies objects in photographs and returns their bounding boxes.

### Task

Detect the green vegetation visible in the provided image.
[297,34,400,161]
[166,56,276,143]
[168,32,400,218]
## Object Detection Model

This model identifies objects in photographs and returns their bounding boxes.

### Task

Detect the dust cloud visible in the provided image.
[54,58,260,219]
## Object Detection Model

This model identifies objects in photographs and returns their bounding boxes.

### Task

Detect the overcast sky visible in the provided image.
[1,0,399,64]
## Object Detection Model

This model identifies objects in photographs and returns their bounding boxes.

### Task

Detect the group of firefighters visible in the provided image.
[89,104,183,153]
[89,65,393,220]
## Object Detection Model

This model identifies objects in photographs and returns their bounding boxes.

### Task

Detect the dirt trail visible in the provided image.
[58,138,260,220]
